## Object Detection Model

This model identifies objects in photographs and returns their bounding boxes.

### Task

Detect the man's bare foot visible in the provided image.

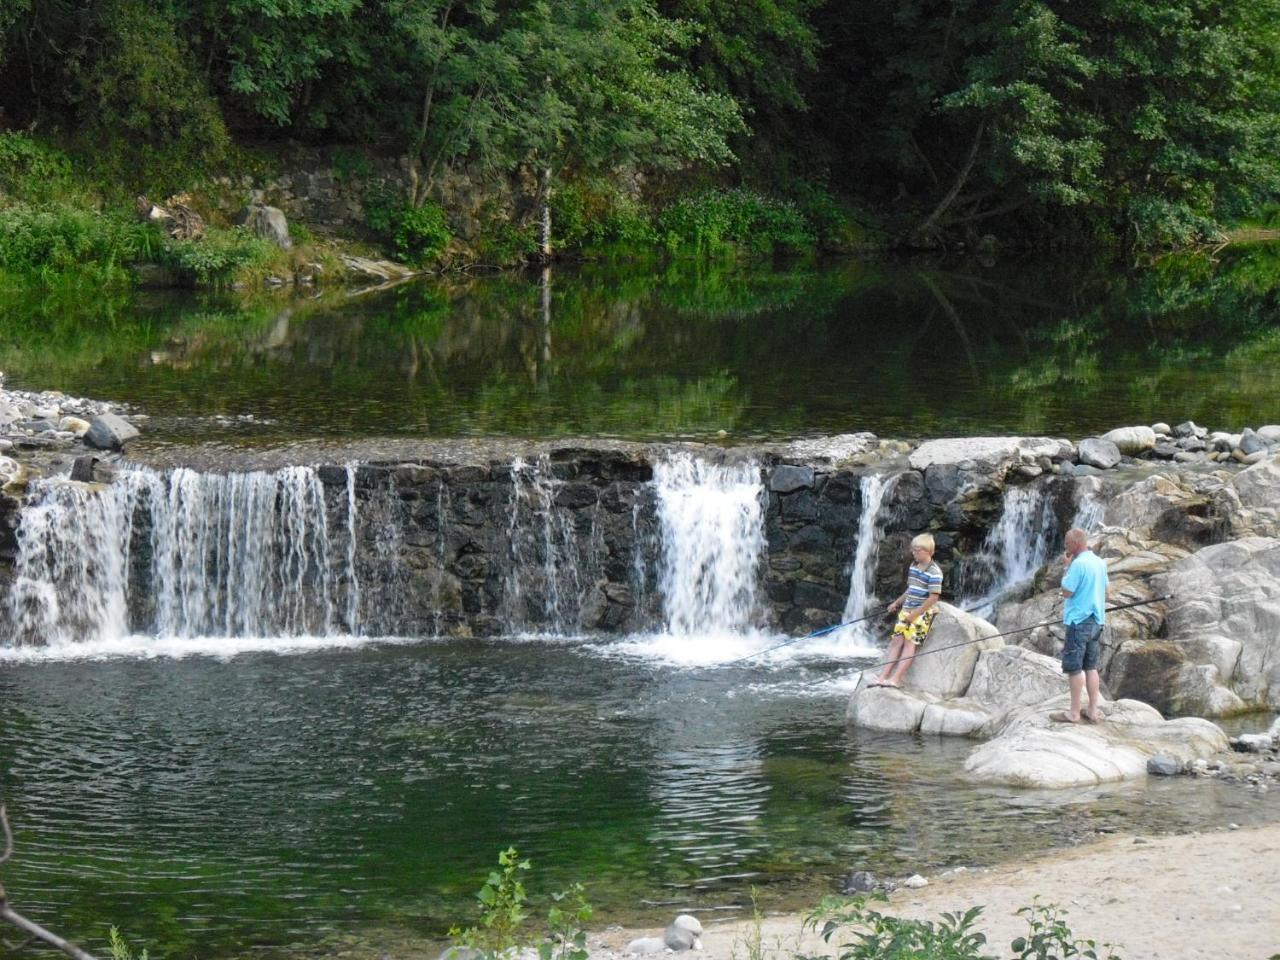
[880,679,900,688]
[1050,710,1081,723]
[1082,708,1103,724]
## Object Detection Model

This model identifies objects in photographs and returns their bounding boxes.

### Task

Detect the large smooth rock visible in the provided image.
[846,684,931,733]
[907,603,1004,698]
[1102,426,1157,455]
[919,698,992,736]
[965,646,1066,714]
[84,413,139,450]
[1104,474,1220,548]
[964,699,1227,788]
[1218,454,1280,538]
[1157,537,1280,711]
[908,437,1071,474]
[1078,437,1121,469]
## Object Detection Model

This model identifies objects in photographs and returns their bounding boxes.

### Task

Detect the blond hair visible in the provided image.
[911,533,935,553]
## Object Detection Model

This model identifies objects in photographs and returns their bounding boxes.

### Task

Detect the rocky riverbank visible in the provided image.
[589,821,1280,960]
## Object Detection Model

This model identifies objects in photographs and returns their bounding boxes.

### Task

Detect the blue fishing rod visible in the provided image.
[711,606,890,670]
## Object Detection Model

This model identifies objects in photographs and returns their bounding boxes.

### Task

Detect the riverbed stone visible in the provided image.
[1152,422,1172,436]
[1239,428,1266,456]
[1147,755,1182,776]
[1102,426,1157,455]
[964,699,1227,788]
[847,684,931,733]
[1078,437,1121,469]
[84,413,140,450]
[907,437,1071,476]
[625,938,665,955]
[1257,425,1280,445]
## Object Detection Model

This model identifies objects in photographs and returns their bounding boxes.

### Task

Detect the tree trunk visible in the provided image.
[539,167,553,260]
[911,120,986,243]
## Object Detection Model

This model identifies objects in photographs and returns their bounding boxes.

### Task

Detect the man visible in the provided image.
[1053,527,1108,724]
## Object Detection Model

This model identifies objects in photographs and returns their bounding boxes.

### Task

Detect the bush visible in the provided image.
[657,188,816,257]
[0,134,74,202]
[362,184,450,265]
[0,202,153,282]
[156,227,274,284]
[549,180,656,254]
[802,894,1124,960]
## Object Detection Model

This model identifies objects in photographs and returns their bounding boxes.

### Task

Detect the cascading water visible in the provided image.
[4,465,402,648]
[653,454,765,636]
[841,472,896,641]
[502,456,600,635]
[963,483,1058,614]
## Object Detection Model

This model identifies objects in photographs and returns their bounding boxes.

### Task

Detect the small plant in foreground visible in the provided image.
[1012,898,1122,960]
[450,847,593,960]
[803,894,1125,960]
[804,893,992,960]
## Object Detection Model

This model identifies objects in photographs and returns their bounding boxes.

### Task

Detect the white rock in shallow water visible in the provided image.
[59,415,90,436]
[1078,437,1121,469]
[1152,422,1172,436]
[1102,425,1157,455]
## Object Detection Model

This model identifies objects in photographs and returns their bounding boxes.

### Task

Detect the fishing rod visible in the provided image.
[710,606,890,671]
[854,594,1172,686]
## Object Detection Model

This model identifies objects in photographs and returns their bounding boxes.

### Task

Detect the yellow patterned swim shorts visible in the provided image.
[892,608,937,646]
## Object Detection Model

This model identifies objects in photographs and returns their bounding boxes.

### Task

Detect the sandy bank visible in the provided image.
[593,822,1280,960]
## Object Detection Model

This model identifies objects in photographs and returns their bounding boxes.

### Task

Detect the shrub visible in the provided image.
[449,847,593,960]
[0,133,74,202]
[362,184,450,265]
[802,894,1124,960]
[657,188,816,257]
[549,180,656,254]
[156,227,274,284]
[0,202,152,282]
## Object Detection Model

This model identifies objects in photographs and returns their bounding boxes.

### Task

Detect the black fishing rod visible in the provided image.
[854,594,1172,686]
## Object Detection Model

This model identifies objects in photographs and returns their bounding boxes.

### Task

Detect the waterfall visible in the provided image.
[4,465,396,647]
[841,472,896,641]
[963,483,1058,614]
[502,457,599,634]
[654,454,765,636]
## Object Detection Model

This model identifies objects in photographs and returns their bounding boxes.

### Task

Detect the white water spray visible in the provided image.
[841,473,896,640]
[654,454,765,636]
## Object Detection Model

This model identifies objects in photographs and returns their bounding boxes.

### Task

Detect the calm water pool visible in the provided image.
[2,636,1277,959]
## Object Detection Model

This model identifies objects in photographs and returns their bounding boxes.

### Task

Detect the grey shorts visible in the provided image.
[1062,618,1102,674]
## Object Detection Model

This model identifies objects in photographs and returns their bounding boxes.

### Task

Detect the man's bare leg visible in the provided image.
[1067,671,1085,722]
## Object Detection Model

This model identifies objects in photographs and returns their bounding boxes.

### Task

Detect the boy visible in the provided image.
[872,533,943,688]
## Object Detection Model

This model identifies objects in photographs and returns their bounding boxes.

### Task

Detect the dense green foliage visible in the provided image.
[1,0,1279,251]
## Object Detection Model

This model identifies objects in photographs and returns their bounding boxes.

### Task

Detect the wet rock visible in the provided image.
[84,413,140,450]
[1102,426,1157,455]
[1174,421,1205,438]
[1152,422,1172,436]
[1078,438,1121,469]
[840,870,881,894]
[1257,425,1280,445]
[1231,734,1273,753]
[1147,755,1182,776]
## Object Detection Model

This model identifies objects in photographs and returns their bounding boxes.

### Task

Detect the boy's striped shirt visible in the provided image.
[904,561,943,609]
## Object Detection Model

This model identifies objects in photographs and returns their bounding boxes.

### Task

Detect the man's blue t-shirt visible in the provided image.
[1062,550,1108,625]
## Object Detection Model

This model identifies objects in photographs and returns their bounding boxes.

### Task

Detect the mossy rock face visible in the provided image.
[1111,641,1188,715]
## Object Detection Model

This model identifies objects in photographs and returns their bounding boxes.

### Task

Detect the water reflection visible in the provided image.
[3,248,1280,443]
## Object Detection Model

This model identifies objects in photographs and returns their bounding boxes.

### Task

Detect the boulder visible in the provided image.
[237,202,293,249]
[1104,474,1220,548]
[963,699,1227,788]
[663,925,696,951]
[1174,421,1205,439]
[1147,755,1182,776]
[84,413,139,450]
[846,684,931,733]
[1078,438,1121,469]
[908,437,1071,475]
[965,646,1066,714]
[903,603,1004,698]
[625,938,665,955]
[1257,425,1280,445]
[58,415,91,437]
[1101,425,1157,455]
[1217,454,1280,538]
[1239,428,1266,456]
[919,698,992,736]
[1157,537,1280,711]
[1152,422,1172,436]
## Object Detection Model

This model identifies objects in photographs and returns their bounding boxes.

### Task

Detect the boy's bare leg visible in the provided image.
[883,641,917,686]
[876,635,905,683]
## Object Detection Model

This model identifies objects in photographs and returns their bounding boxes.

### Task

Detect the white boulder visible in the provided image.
[1102,426,1158,455]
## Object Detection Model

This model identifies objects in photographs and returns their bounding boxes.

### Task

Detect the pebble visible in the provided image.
[903,874,928,889]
